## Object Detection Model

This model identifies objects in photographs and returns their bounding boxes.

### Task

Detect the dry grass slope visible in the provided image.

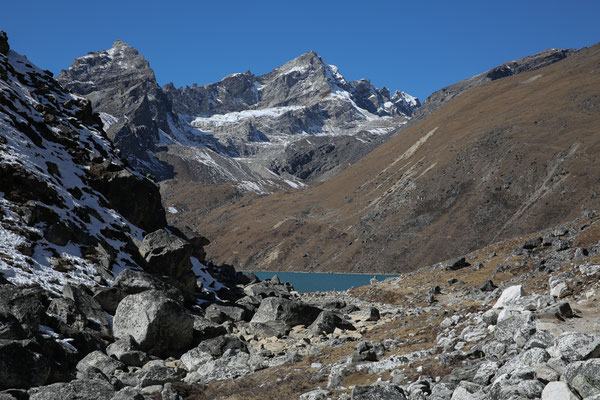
[183,42,600,273]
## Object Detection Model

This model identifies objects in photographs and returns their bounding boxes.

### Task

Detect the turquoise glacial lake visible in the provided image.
[244,271,399,293]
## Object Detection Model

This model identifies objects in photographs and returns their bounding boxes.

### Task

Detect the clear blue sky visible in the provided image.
[2,1,599,100]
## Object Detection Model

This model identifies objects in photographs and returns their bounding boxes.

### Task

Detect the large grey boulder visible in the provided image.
[191,315,227,343]
[541,382,579,400]
[112,269,184,304]
[61,285,112,335]
[204,303,251,324]
[28,379,115,400]
[0,311,27,340]
[299,389,331,400]
[309,311,356,334]
[76,350,124,377]
[106,336,150,367]
[181,347,214,372]
[137,362,186,388]
[0,285,45,333]
[0,340,50,390]
[548,332,600,362]
[250,297,321,327]
[496,347,550,377]
[138,229,192,277]
[351,383,407,399]
[494,311,536,344]
[243,281,293,298]
[194,334,248,358]
[113,290,193,358]
[493,285,526,309]
[562,359,600,398]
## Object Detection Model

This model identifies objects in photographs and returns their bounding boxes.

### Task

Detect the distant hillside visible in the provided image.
[195,42,600,273]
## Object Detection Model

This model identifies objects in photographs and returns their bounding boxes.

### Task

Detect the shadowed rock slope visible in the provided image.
[198,42,600,273]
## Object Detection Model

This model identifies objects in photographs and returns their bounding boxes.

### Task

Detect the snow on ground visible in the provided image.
[191,106,304,127]
[191,257,225,295]
[99,112,118,131]
[0,48,145,294]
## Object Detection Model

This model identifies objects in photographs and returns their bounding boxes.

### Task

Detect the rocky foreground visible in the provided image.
[2,211,600,400]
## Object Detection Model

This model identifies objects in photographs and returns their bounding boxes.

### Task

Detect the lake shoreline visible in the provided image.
[239,270,400,293]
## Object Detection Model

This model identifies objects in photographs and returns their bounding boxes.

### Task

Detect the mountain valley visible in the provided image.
[2,26,600,400]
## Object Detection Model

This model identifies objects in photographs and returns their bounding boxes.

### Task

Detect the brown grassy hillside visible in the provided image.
[186,43,600,273]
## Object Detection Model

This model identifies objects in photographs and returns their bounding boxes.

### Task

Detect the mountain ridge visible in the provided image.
[194,42,600,274]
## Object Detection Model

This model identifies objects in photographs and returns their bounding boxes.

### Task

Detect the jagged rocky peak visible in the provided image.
[257,50,346,108]
[164,70,260,116]
[57,40,174,178]
[0,31,9,55]
[58,39,155,96]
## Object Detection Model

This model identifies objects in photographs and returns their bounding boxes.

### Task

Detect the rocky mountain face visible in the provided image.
[198,42,599,274]
[58,43,419,195]
[56,40,175,179]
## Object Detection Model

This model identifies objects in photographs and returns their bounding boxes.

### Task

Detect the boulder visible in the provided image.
[353,341,384,362]
[493,285,526,309]
[496,347,550,377]
[243,281,293,298]
[191,315,227,343]
[309,311,356,334]
[138,229,192,278]
[137,363,186,388]
[180,347,214,372]
[444,257,471,271]
[351,383,407,399]
[250,297,321,327]
[62,285,111,335]
[91,286,126,315]
[522,237,543,250]
[113,290,193,358]
[552,240,570,252]
[195,335,248,359]
[536,365,560,384]
[548,332,600,362]
[76,350,124,377]
[112,387,144,400]
[450,381,483,400]
[106,336,150,367]
[541,382,579,400]
[472,361,499,385]
[550,282,571,298]
[536,301,574,320]
[562,359,600,398]
[299,389,331,400]
[28,379,115,400]
[0,285,45,333]
[183,348,252,384]
[479,280,498,292]
[494,311,536,343]
[89,169,166,233]
[244,321,290,339]
[0,311,27,340]
[0,340,50,390]
[351,307,380,322]
[204,303,251,324]
[112,269,184,304]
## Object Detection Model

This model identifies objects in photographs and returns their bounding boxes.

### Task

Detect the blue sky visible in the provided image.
[2,1,599,100]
